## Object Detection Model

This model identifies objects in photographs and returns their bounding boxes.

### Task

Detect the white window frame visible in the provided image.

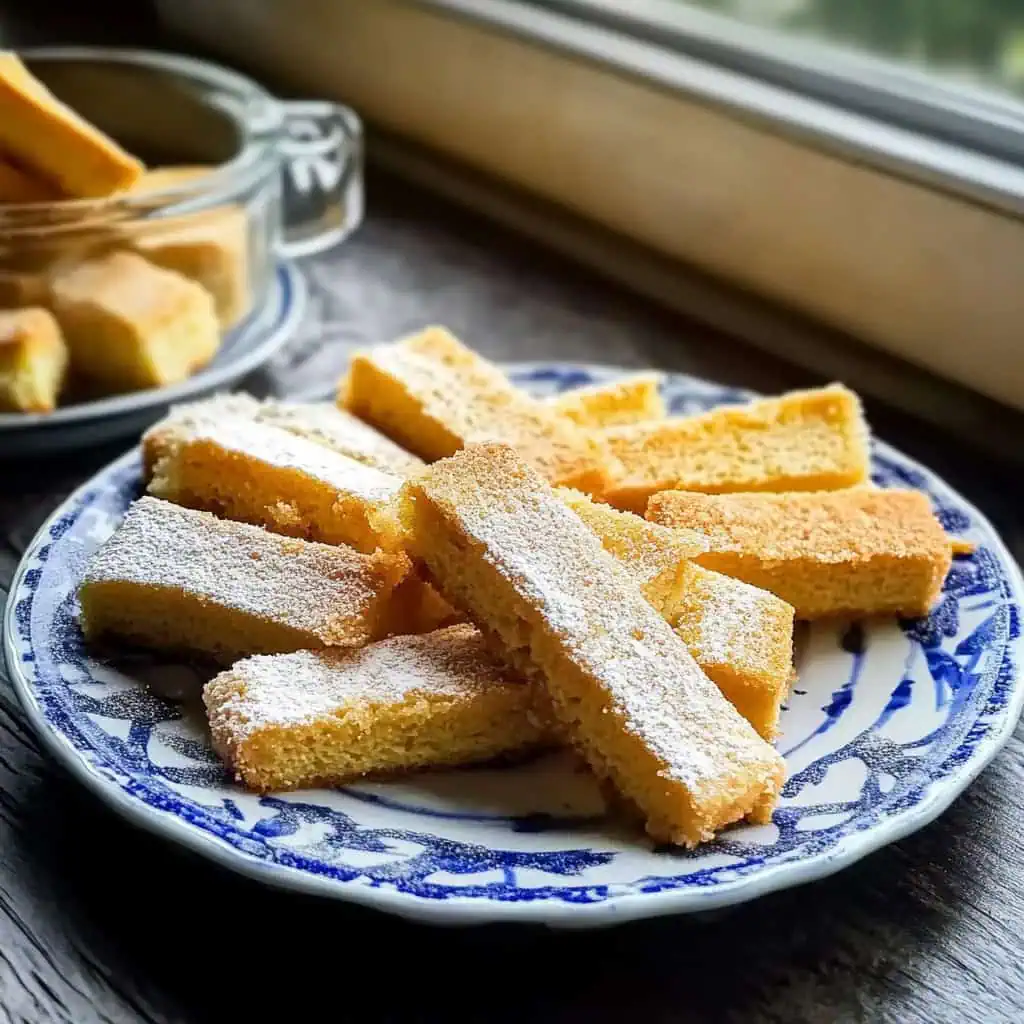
[157,0,1024,417]
[543,0,1024,167]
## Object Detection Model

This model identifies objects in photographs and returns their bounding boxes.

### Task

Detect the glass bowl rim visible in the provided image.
[1,45,283,222]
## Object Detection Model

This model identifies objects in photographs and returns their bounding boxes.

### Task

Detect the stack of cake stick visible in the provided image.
[79,326,961,849]
[0,53,250,414]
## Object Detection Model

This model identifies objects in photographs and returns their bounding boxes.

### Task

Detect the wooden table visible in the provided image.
[2,6,1023,1023]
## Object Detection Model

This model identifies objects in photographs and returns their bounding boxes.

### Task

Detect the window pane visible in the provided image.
[685,1,1024,101]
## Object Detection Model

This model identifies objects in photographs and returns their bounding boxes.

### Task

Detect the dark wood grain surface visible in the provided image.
[2,5,1023,1023]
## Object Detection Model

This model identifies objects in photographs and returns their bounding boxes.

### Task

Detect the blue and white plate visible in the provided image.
[0,263,306,457]
[4,364,1022,927]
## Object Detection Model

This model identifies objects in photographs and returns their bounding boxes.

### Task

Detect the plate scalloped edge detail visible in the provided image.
[3,363,1022,928]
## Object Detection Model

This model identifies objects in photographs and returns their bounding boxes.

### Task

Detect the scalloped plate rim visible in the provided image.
[4,362,1023,928]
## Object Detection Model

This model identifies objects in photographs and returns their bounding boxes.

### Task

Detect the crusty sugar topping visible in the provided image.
[185,415,403,504]
[204,624,522,738]
[83,496,389,629]
[648,488,948,564]
[602,383,869,487]
[548,372,666,428]
[257,400,425,476]
[411,444,781,784]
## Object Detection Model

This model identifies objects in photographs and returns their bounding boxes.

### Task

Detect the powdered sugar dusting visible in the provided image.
[413,445,783,790]
[257,400,425,477]
[142,392,261,460]
[557,488,706,594]
[680,568,782,669]
[162,391,263,424]
[560,491,786,678]
[186,415,402,504]
[368,337,522,447]
[144,393,422,481]
[205,624,524,739]
[84,496,388,634]
[356,330,606,485]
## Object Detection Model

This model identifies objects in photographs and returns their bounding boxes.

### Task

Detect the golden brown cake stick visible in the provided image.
[647,488,952,619]
[142,394,425,481]
[204,624,547,792]
[0,307,67,413]
[132,205,251,329]
[0,52,144,197]
[559,488,794,740]
[398,443,784,847]
[147,415,405,553]
[601,383,870,513]
[668,569,795,742]
[341,326,611,493]
[555,487,706,615]
[256,399,426,478]
[549,372,666,428]
[78,497,408,662]
[49,251,220,393]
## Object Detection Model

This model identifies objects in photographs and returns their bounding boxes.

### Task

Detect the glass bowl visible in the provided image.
[0,45,362,333]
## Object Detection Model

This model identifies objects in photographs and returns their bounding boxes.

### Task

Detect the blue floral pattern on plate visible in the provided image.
[4,364,1022,927]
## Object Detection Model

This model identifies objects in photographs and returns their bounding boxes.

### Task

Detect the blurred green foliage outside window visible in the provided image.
[687,0,1024,98]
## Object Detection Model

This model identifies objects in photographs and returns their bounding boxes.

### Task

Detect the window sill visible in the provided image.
[158,0,1024,414]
